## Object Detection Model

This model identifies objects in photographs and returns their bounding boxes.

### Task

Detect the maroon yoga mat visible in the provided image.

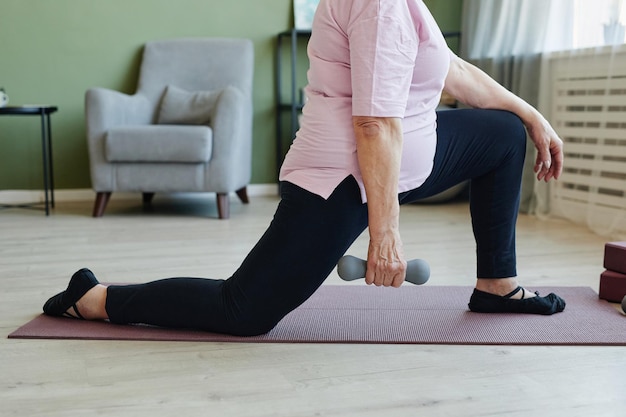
[9,286,626,345]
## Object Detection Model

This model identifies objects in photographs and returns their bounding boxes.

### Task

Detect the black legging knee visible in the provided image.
[400,109,526,277]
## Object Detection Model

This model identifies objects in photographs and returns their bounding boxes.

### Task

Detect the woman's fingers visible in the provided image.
[526,112,564,183]
[365,243,407,288]
[532,125,563,182]
[535,143,563,182]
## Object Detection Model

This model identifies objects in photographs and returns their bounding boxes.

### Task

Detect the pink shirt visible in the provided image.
[279,0,451,202]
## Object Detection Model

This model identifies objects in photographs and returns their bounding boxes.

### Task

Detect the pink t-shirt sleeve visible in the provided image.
[349,14,418,117]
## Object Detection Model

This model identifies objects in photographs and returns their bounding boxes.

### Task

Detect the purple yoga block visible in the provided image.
[604,241,626,274]
[599,269,626,303]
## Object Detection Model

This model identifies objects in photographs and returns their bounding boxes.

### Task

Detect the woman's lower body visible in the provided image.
[44,109,565,336]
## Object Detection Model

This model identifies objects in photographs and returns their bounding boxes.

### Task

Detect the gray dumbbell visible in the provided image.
[337,255,430,285]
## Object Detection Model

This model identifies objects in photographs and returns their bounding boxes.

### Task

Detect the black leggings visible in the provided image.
[106,109,527,335]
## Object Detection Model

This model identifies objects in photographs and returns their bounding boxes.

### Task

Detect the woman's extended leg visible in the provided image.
[399,108,565,314]
[44,177,370,335]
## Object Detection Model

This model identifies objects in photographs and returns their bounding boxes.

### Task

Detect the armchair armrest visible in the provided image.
[85,88,154,192]
[85,88,154,138]
[206,86,253,191]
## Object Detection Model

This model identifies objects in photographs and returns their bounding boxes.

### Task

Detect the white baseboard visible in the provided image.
[0,184,279,204]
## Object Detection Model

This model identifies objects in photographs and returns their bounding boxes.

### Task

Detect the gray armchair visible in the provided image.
[85,38,254,219]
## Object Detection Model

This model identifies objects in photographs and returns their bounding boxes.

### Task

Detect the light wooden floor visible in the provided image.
[1,194,625,417]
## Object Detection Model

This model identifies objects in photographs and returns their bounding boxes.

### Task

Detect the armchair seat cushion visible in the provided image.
[105,125,212,163]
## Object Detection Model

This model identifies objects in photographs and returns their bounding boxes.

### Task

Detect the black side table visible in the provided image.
[0,105,58,215]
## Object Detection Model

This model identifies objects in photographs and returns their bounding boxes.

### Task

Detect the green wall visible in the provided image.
[0,0,462,190]
[425,0,464,34]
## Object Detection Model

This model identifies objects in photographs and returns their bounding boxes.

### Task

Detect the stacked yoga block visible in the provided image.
[600,241,626,303]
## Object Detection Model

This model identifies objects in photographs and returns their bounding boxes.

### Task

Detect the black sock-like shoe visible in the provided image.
[468,286,566,315]
[43,268,99,319]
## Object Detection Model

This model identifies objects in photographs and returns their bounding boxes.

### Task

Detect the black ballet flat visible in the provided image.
[468,286,566,315]
[43,268,99,319]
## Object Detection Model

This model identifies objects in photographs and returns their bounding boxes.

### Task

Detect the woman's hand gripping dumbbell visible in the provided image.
[337,255,430,285]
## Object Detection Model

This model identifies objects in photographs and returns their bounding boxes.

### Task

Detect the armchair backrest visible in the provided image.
[136,38,254,111]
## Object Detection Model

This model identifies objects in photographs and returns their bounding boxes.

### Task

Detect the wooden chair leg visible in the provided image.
[92,192,111,217]
[142,192,155,204]
[235,186,249,204]
[216,193,230,219]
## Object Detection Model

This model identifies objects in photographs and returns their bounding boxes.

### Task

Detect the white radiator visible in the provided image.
[541,45,626,235]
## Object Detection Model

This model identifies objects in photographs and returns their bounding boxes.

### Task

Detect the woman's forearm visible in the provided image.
[353,116,406,287]
[444,55,563,181]
[444,55,537,124]
[353,116,403,237]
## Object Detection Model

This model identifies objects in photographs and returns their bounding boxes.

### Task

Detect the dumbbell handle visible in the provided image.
[337,255,430,285]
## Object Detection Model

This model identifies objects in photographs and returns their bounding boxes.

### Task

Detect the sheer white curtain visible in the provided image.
[463,0,574,58]
[461,0,574,213]
[462,0,626,239]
